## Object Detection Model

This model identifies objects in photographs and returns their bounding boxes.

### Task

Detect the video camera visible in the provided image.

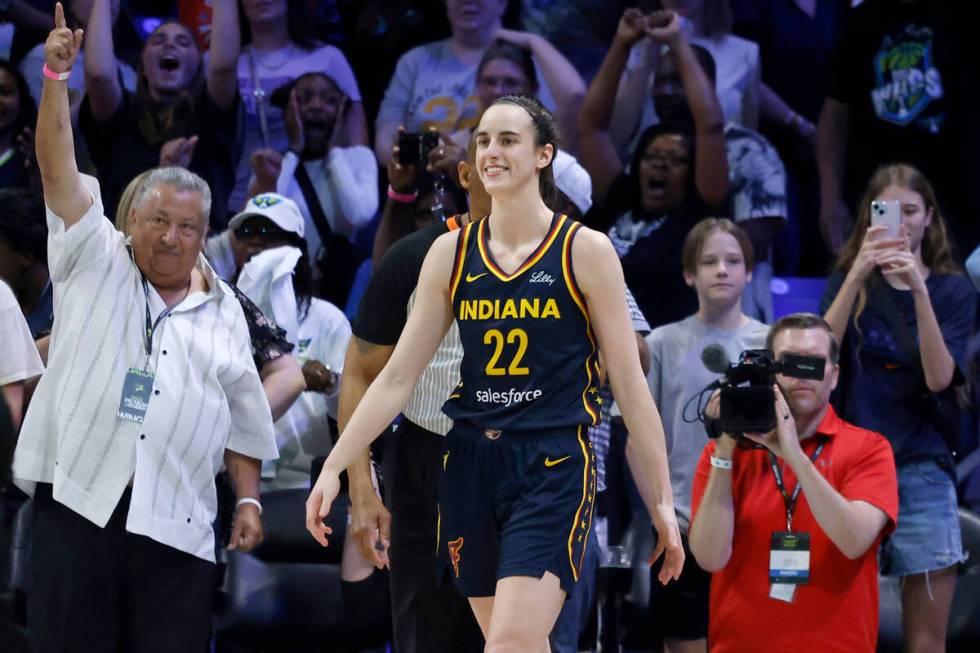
[701,346,825,435]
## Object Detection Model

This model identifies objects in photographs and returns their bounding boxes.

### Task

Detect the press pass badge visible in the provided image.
[117,368,155,423]
[769,531,810,585]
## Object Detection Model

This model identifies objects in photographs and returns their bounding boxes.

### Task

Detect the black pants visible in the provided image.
[381,419,483,653]
[27,484,216,653]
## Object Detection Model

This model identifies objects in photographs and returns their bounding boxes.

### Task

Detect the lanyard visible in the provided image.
[128,245,188,368]
[248,48,271,149]
[769,438,827,531]
[140,276,185,368]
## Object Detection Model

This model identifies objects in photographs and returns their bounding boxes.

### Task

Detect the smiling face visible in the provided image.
[141,22,201,100]
[129,184,207,289]
[0,68,20,134]
[685,229,750,308]
[477,58,535,110]
[772,327,839,422]
[637,133,690,215]
[874,183,933,254]
[474,103,553,199]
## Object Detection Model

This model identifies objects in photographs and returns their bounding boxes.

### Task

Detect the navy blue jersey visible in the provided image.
[442,213,601,430]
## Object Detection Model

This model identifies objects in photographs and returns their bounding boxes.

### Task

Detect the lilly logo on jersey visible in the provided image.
[528,270,556,286]
[475,387,543,407]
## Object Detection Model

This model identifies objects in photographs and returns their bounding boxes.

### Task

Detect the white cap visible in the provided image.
[228,193,305,238]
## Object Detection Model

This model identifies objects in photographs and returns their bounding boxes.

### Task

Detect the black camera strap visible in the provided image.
[768,438,826,531]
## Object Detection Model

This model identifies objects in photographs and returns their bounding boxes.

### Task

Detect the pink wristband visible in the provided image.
[387,185,418,204]
[42,63,71,82]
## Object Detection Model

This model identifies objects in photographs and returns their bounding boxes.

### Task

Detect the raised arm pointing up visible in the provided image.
[37,3,91,226]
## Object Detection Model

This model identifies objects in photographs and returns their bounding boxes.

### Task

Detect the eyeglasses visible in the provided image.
[235,223,287,240]
[640,150,690,168]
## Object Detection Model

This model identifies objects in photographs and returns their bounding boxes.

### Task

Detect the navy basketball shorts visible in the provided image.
[437,420,597,597]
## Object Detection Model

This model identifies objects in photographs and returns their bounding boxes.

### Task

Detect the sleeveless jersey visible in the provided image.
[442,213,601,431]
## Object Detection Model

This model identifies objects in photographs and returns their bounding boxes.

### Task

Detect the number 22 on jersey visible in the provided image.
[484,328,530,376]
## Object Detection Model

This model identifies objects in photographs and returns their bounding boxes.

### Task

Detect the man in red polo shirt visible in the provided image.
[689,313,898,652]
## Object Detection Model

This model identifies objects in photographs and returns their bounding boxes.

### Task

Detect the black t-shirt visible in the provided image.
[826,0,976,248]
[583,173,699,329]
[80,89,240,230]
[353,219,453,345]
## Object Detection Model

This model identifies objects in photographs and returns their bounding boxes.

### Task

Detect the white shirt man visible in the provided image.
[14,175,277,559]
[20,15,276,651]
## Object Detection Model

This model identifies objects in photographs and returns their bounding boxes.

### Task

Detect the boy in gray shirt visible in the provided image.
[644,218,767,651]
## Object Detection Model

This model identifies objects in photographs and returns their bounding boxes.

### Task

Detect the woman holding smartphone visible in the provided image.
[307,94,683,652]
[821,163,974,652]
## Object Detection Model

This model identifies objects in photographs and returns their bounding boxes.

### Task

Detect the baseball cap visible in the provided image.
[228,193,305,238]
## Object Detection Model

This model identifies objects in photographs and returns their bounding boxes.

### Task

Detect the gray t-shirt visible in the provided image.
[646,315,768,531]
[376,39,555,135]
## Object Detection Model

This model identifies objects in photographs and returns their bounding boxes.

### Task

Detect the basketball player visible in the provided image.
[307,94,682,652]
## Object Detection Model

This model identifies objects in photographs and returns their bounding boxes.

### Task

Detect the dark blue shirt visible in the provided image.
[443,214,600,431]
[821,271,976,464]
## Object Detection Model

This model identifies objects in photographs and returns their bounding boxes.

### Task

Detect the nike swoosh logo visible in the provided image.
[466,272,488,282]
[544,455,571,468]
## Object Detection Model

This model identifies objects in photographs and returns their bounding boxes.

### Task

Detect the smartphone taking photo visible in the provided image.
[870,200,901,239]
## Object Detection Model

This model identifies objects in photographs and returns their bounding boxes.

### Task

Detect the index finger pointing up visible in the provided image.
[55,2,66,29]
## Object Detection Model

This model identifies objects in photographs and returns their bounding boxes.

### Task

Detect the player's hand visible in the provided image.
[46,3,84,74]
[305,468,340,546]
[649,503,684,584]
[227,501,264,552]
[349,481,392,569]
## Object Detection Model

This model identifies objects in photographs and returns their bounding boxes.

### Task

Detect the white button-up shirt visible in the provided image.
[13,176,278,562]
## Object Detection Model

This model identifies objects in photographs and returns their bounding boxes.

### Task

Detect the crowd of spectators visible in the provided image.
[2,1,980,652]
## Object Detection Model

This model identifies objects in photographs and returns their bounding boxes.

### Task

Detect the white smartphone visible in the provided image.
[870,200,901,239]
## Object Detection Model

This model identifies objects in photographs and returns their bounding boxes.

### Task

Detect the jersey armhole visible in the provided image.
[561,221,587,307]
[448,221,473,303]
